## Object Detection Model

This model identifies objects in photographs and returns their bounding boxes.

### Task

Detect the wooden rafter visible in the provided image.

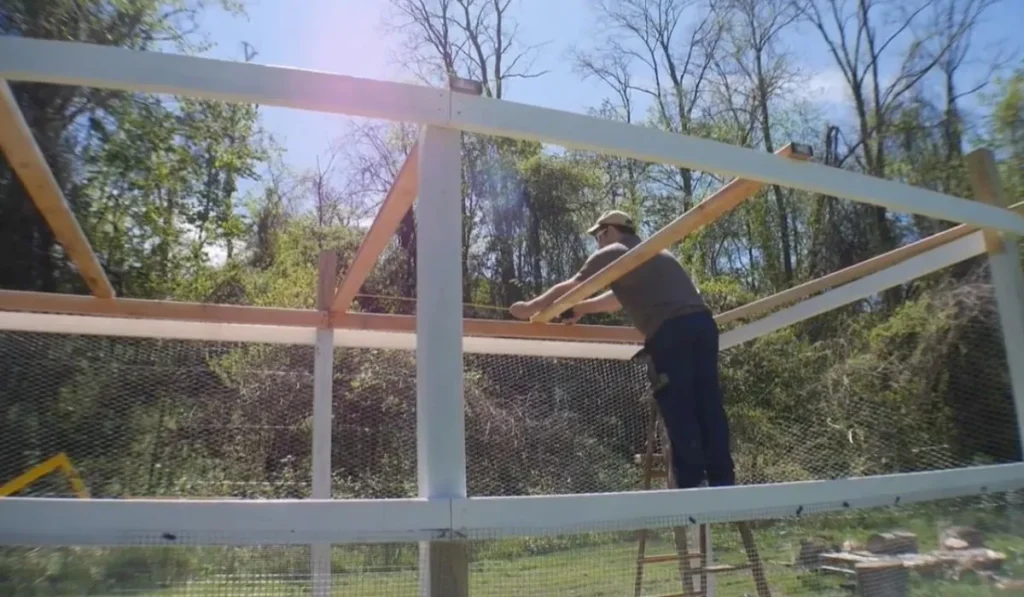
[6,183,1006,343]
[0,179,1008,346]
[331,142,419,312]
[0,290,643,344]
[531,143,812,323]
[0,81,114,298]
[715,199,1024,326]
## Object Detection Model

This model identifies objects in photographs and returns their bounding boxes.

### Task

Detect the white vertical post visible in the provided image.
[966,149,1024,455]
[312,250,337,597]
[416,125,469,597]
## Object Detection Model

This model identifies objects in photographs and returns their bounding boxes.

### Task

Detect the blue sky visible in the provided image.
[196,0,1024,175]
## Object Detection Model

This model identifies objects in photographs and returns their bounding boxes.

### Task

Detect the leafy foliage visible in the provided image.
[1,1,1023,593]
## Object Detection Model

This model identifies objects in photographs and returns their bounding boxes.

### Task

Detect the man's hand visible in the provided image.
[510,277,582,321]
[509,301,536,320]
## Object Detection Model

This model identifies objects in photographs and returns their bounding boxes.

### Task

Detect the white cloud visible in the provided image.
[798,67,850,107]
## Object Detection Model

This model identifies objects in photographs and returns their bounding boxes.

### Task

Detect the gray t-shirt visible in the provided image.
[576,235,709,339]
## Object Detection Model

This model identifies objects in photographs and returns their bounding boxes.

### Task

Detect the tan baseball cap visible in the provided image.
[586,210,636,235]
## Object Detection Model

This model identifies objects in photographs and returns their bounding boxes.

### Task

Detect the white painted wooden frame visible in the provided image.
[452,462,1024,539]
[2,462,1020,546]
[720,231,987,349]
[416,125,469,596]
[0,310,641,358]
[1,37,1022,234]
[0,496,449,546]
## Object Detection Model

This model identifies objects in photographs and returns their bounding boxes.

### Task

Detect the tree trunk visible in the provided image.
[755,50,793,286]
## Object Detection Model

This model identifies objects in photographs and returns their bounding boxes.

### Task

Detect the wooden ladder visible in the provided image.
[633,400,772,597]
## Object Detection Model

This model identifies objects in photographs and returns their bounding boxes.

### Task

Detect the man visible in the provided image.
[509,210,735,489]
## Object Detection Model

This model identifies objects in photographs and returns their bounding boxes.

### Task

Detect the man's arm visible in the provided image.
[509,275,584,320]
[509,245,623,321]
[573,290,621,316]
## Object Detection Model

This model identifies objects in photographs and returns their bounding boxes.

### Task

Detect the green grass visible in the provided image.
[6,505,1024,596]
[144,510,1024,596]
[133,535,1024,597]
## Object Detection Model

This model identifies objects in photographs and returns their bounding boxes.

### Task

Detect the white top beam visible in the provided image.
[0,497,449,546]
[452,462,1024,538]
[2,37,1024,234]
[2,463,1020,546]
[449,94,1024,234]
[0,37,448,126]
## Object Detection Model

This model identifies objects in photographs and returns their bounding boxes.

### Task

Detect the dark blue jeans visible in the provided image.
[645,310,736,489]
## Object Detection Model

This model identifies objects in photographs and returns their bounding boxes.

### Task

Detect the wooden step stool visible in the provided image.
[633,400,772,597]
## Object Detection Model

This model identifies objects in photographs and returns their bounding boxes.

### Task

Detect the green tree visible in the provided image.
[982,64,1024,200]
[80,95,265,299]
[0,0,246,294]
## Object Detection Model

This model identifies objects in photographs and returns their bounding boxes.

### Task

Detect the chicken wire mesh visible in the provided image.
[720,264,1021,486]
[0,333,315,500]
[1,490,1022,596]
[459,489,1024,597]
[331,348,417,499]
[0,543,417,596]
[462,267,1021,496]
[1,264,1020,503]
[463,353,648,496]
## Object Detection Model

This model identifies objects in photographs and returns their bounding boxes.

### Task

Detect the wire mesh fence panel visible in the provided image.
[458,261,1022,498]
[464,354,648,496]
[3,487,1022,596]
[720,263,1021,487]
[330,544,420,595]
[0,546,414,596]
[0,332,315,499]
[0,544,419,596]
[0,545,313,597]
[4,266,1017,504]
[332,348,417,499]
[463,490,1024,597]
[457,272,1020,499]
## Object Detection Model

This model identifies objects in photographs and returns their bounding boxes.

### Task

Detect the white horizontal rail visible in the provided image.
[449,96,1024,235]
[0,311,316,345]
[2,37,1024,235]
[337,327,639,359]
[721,230,986,349]
[0,312,639,359]
[453,462,1024,538]
[0,497,449,546]
[0,38,447,126]
[2,463,1020,546]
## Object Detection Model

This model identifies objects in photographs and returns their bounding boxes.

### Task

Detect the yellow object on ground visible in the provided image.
[0,452,90,498]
